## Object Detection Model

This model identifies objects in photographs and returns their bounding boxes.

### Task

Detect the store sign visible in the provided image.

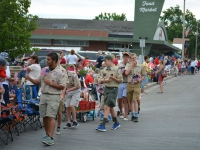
[139,1,157,13]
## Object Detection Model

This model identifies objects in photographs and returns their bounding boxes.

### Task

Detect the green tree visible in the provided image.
[160,5,198,57]
[94,12,127,21]
[0,0,39,58]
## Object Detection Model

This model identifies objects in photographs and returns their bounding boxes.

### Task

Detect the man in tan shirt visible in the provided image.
[26,53,66,146]
[125,53,146,122]
[96,55,123,132]
[117,52,129,120]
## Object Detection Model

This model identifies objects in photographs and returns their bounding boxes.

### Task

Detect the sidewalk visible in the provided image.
[144,75,174,90]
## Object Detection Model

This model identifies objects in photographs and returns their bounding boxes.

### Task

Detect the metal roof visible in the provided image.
[36,18,134,33]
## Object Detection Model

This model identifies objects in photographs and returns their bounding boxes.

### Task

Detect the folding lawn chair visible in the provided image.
[0,106,15,145]
[16,87,42,131]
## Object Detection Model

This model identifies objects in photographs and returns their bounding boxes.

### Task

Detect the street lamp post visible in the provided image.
[195,20,200,59]
[182,0,186,60]
[139,37,148,63]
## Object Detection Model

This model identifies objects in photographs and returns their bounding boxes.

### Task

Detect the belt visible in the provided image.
[41,93,60,95]
[105,86,118,88]
[123,82,127,83]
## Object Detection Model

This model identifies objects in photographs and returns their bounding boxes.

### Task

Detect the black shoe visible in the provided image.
[128,110,131,115]
[63,122,72,129]
[138,108,140,114]
[131,116,135,121]
[134,117,139,122]
[117,111,120,117]
[106,120,109,124]
[72,121,79,128]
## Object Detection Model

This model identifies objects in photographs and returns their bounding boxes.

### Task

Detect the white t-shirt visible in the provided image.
[26,64,41,85]
[67,54,77,65]
[194,60,198,66]
[181,62,186,68]
[191,62,195,67]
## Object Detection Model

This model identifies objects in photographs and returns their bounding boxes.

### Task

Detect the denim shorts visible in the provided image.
[117,83,127,99]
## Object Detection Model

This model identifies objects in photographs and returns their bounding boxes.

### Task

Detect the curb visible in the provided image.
[144,76,174,90]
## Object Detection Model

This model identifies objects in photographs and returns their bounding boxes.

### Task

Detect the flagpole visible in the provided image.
[182,0,186,60]
[195,23,198,59]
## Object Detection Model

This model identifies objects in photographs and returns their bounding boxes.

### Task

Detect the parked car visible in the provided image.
[34,49,84,63]
[38,56,47,68]
[77,51,123,64]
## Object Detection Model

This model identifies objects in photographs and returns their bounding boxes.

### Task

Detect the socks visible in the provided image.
[112,117,118,124]
[132,112,139,117]
[102,118,107,126]
[135,112,139,117]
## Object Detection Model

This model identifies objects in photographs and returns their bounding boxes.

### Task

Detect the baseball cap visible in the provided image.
[103,55,113,61]
[0,52,9,59]
[0,57,9,66]
[123,52,129,56]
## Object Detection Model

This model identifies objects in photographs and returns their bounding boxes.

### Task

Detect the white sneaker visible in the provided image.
[55,128,61,135]
[119,115,124,119]
[124,118,128,121]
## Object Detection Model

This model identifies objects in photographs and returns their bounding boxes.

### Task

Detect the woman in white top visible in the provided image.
[67,49,78,65]
[181,61,186,75]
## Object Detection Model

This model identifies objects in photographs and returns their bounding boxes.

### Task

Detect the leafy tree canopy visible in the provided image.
[94,12,127,21]
[160,5,199,57]
[0,0,39,58]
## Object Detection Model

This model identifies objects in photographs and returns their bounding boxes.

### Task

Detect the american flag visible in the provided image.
[41,67,50,76]
[185,28,190,37]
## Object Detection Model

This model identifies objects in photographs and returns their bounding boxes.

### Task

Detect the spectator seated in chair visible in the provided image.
[9,77,18,104]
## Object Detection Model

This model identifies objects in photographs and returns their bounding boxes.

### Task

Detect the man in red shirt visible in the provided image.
[85,70,94,87]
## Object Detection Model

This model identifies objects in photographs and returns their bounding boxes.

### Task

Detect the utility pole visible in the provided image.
[195,20,200,59]
[182,0,186,60]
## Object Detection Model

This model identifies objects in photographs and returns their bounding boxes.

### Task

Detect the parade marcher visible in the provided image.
[56,54,69,135]
[26,53,66,146]
[117,52,129,120]
[96,55,123,132]
[63,64,81,129]
[125,53,146,122]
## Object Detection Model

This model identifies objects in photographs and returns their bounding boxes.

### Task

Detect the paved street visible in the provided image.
[1,74,200,150]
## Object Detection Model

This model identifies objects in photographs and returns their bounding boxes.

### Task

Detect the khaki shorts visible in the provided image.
[100,95,105,110]
[40,94,60,118]
[57,100,65,112]
[104,87,118,108]
[65,89,80,107]
[127,83,140,101]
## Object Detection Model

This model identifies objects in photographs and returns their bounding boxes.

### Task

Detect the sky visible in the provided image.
[29,0,200,21]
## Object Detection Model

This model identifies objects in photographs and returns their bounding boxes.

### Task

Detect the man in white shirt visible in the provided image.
[0,52,11,106]
[25,55,41,99]
[191,60,195,75]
